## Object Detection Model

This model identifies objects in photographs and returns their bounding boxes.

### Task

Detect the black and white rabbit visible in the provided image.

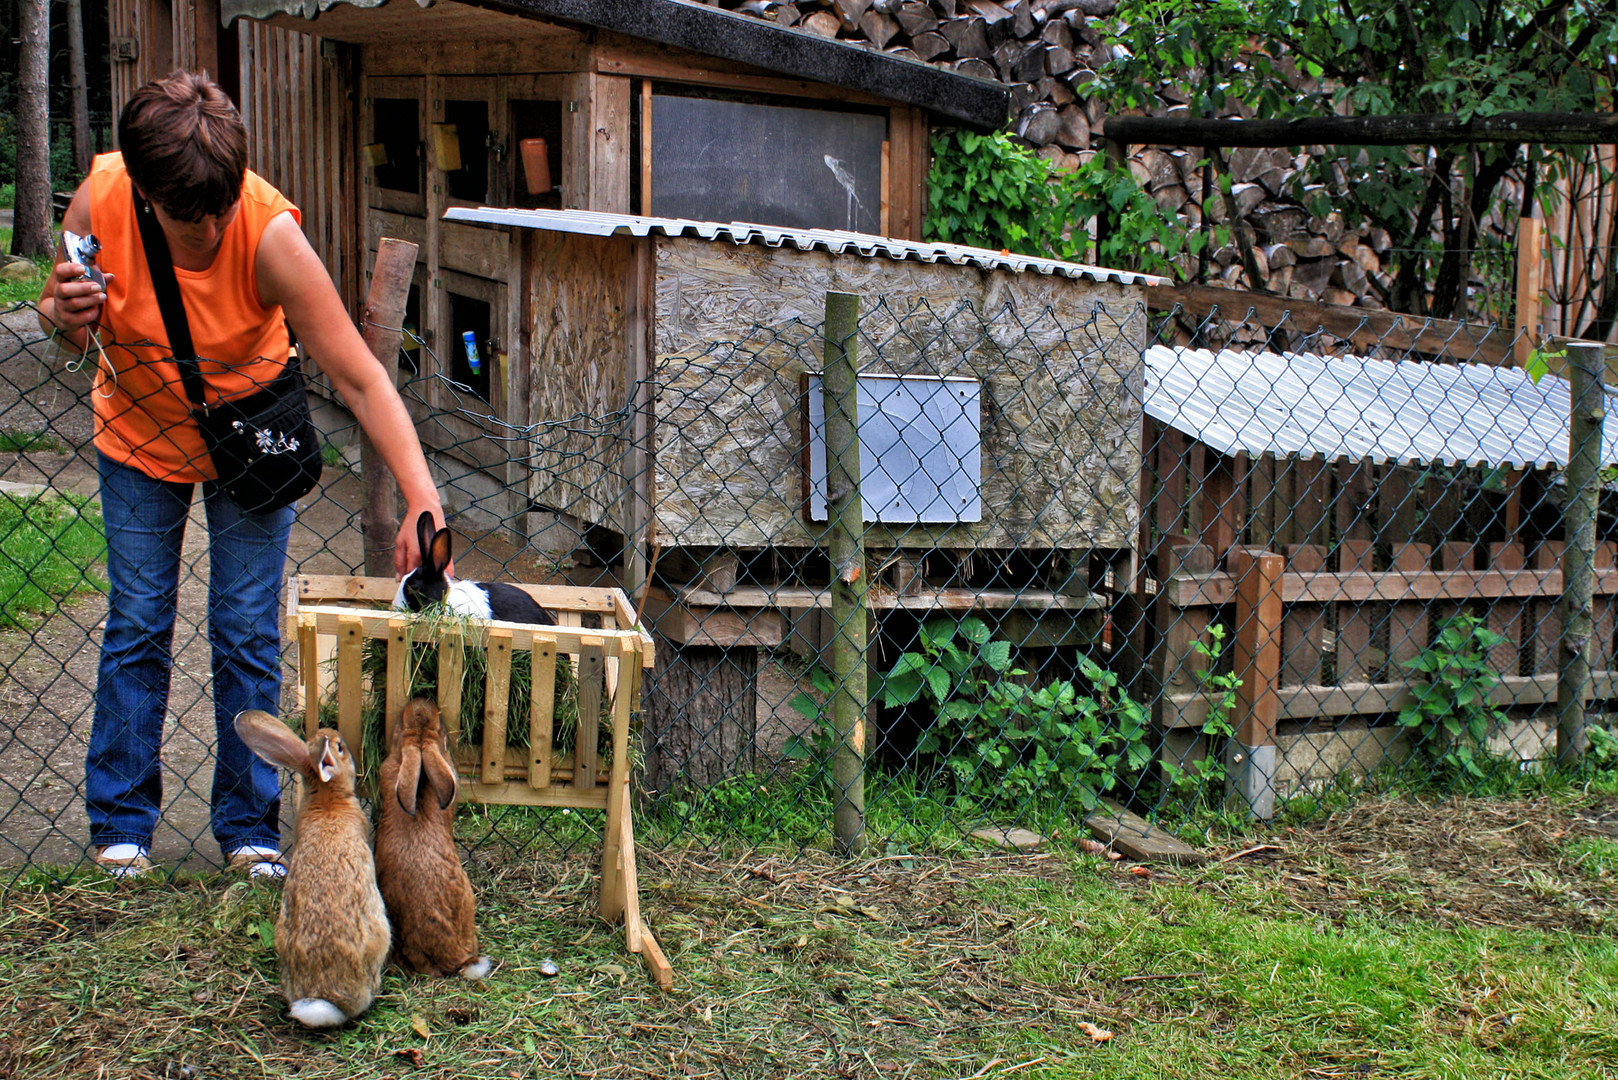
[393,511,555,625]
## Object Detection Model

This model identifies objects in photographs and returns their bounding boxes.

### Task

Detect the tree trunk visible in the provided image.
[12,0,53,258]
[66,0,93,178]
[641,641,758,798]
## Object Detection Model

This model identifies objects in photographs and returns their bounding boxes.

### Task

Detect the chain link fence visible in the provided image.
[0,279,1608,882]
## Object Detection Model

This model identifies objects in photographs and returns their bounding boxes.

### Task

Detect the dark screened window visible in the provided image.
[650,90,886,234]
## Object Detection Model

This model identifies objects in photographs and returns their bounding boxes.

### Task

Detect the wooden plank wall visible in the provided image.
[237,22,360,310]
[1136,429,1599,735]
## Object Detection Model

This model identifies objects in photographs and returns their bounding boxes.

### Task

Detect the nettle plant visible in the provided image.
[880,617,1151,812]
[1396,613,1508,780]
[1164,623,1241,802]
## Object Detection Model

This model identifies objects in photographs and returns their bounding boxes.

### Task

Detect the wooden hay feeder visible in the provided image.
[289,574,669,989]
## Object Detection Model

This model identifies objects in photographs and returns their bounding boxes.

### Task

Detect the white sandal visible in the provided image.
[93,844,153,879]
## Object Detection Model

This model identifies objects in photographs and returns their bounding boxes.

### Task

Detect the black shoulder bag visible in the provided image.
[134,189,322,513]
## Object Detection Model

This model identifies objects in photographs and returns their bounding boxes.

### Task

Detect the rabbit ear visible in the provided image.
[430,527,454,577]
[416,512,438,572]
[395,740,424,816]
[234,710,312,775]
[422,738,459,811]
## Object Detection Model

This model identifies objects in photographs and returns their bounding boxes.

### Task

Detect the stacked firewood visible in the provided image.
[708,0,1403,307]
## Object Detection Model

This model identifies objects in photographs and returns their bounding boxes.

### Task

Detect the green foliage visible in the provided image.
[925,129,1205,274]
[881,617,1151,812]
[1098,0,1618,314]
[1164,623,1241,803]
[1524,344,1564,386]
[320,441,345,470]
[781,663,838,768]
[0,492,107,627]
[1396,614,1508,780]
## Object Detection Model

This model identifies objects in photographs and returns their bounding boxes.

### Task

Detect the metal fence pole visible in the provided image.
[1557,340,1605,766]
[359,237,417,578]
[823,290,868,856]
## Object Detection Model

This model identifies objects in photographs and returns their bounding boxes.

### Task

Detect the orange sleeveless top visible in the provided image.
[85,152,301,483]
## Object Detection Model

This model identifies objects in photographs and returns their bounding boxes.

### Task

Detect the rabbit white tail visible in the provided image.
[460,956,492,980]
[289,998,348,1028]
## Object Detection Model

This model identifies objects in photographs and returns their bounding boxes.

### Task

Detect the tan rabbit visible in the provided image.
[233,710,391,1027]
[374,698,490,979]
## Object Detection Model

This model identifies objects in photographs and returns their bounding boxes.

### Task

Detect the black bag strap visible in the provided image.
[132,187,210,411]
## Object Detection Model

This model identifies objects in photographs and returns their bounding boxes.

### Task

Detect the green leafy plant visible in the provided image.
[1164,623,1241,802]
[1396,614,1508,780]
[880,617,1150,812]
[781,663,839,769]
[924,129,1207,274]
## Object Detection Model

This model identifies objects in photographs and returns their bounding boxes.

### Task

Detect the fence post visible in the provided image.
[823,291,868,856]
[1226,547,1284,819]
[359,238,418,578]
[1557,341,1604,766]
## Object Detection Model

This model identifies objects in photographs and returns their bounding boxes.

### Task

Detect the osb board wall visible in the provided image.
[526,228,635,533]
[651,237,1146,551]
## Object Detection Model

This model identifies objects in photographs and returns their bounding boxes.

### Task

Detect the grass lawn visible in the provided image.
[2,791,1615,1079]
[0,225,53,307]
[0,490,107,627]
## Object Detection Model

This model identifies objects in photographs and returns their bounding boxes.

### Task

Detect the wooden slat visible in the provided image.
[1487,541,1527,678]
[1531,541,1565,674]
[528,637,558,788]
[299,612,320,735]
[336,614,364,761]
[1335,538,1376,683]
[481,628,513,786]
[385,617,410,749]
[439,633,465,747]
[1597,542,1617,671]
[1387,543,1432,678]
[1335,459,1375,543]
[575,645,604,790]
[1281,544,1326,687]
[668,584,1101,612]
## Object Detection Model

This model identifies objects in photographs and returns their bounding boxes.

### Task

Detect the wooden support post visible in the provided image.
[1226,547,1284,819]
[1514,216,1543,369]
[359,238,418,578]
[824,291,868,856]
[1558,341,1604,766]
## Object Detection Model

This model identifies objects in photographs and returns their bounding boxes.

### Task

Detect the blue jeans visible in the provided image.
[86,451,294,857]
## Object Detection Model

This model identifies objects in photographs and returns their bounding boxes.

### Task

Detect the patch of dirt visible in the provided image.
[1211,792,1618,934]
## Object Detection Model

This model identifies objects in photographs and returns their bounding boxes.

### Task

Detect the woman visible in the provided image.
[37,71,445,879]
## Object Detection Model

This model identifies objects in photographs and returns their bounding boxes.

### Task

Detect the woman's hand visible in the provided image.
[396,502,451,578]
[41,260,113,333]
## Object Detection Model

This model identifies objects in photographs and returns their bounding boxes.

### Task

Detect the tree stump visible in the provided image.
[642,640,759,797]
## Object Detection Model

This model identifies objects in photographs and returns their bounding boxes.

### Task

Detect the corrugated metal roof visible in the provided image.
[443,206,1167,287]
[1145,345,1618,469]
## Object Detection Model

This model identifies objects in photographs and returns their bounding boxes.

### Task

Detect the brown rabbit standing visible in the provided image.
[233,710,390,1028]
[374,698,490,979]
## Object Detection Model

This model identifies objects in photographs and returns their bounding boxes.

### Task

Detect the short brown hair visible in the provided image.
[118,71,247,222]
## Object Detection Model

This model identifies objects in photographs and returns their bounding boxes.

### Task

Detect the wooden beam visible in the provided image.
[1229,547,1284,749]
[1107,111,1618,149]
[1162,671,1618,729]
[1146,282,1513,367]
[1162,563,1590,608]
